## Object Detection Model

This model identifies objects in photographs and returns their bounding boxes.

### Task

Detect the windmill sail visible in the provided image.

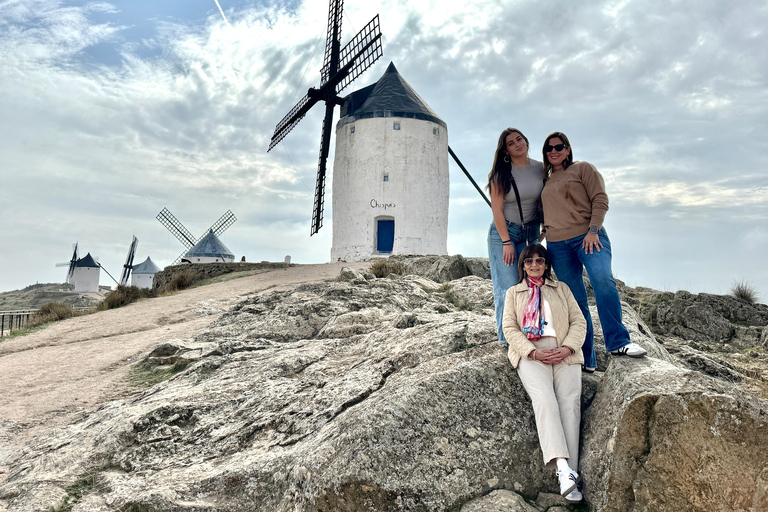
[267,0,383,235]
[156,208,197,248]
[119,236,138,286]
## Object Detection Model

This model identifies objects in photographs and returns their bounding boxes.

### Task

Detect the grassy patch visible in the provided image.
[53,468,103,512]
[2,302,90,340]
[1,324,49,340]
[732,280,759,304]
[369,260,403,278]
[126,358,190,389]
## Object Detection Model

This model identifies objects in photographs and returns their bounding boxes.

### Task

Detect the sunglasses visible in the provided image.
[545,144,567,152]
[523,257,546,266]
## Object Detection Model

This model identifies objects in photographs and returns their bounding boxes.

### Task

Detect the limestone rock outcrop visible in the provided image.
[386,254,491,282]
[1,262,766,512]
[582,356,768,512]
[627,289,768,348]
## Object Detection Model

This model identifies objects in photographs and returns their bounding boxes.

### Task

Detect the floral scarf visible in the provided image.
[522,277,545,340]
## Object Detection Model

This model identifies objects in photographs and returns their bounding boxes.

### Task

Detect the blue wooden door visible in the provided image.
[377,220,394,253]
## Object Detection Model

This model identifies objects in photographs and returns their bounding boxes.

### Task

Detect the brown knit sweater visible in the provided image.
[541,161,609,242]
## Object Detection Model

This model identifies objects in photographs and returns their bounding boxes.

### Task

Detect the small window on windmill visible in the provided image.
[350,125,355,134]
[433,127,439,135]
[383,173,389,182]
[393,122,400,131]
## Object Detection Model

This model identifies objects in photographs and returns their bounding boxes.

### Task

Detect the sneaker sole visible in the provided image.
[565,494,583,503]
[560,473,582,497]
[560,482,578,496]
[610,350,647,358]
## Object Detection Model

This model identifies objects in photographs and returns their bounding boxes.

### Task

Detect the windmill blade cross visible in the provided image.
[157,208,196,248]
[267,0,383,235]
[208,210,237,237]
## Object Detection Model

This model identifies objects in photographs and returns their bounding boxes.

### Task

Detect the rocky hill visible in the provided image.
[0,283,110,310]
[0,256,766,511]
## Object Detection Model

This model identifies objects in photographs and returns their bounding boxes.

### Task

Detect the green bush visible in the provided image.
[731,280,759,304]
[97,285,155,311]
[370,260,403,278]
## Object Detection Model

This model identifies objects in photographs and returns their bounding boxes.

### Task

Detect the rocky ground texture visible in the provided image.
[0,255,766,511]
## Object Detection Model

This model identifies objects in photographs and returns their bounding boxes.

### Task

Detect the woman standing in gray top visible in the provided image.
[487,127,544,344]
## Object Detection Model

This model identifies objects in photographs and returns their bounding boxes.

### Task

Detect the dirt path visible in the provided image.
[0,262,369,451]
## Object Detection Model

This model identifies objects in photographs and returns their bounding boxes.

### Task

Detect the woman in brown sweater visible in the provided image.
[540,132,646,371]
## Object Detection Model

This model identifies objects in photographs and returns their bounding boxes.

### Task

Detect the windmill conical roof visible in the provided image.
[75,253,99,268]
[338,62,446,128]
[132,256,161,274]
[185,229,234,259]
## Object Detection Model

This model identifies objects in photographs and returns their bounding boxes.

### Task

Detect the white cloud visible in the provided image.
[1,0,768,301]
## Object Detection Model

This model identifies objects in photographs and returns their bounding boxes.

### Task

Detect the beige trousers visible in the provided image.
[517,336,582,469]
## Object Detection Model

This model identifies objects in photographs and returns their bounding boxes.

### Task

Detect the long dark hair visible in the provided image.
[517,244,553,283]
[542,131,573,177]
[487,127,529,196]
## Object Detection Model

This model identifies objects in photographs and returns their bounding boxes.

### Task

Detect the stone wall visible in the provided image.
[152,262,291,291]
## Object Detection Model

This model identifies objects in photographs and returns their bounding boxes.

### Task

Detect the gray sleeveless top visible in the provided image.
[503,158,544,224]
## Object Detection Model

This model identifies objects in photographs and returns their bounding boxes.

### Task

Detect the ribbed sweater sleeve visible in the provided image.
[541,161,609,242]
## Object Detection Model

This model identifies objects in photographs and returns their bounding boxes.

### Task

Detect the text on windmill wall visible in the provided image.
[370,199,396,210]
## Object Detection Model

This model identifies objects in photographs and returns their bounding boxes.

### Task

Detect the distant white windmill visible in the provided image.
[71,253,100,292]
[131,257,161,289]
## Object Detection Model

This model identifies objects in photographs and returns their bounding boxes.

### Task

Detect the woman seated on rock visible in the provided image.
[502,244,587,503]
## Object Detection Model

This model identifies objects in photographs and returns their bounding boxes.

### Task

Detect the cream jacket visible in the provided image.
[502,278,587,368]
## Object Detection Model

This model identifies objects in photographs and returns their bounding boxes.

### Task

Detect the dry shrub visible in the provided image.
[370,260,403,278]
[159,270,197,294]
[732,280,759,304]
[29,302,76,326]
[97,285,155,311]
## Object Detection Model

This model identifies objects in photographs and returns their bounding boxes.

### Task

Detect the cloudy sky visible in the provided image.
[2,0,767,301]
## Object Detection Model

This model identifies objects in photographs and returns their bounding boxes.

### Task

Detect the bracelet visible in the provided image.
[502,240,512,245]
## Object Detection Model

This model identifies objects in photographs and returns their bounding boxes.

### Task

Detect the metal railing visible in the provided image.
[0,309,38,337]
[0,307,92,337]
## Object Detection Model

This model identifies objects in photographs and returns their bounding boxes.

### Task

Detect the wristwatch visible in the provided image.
[588,226,599,234]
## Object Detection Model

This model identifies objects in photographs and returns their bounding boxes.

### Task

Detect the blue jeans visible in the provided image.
[545,229,630,368]
[488,219,540,343]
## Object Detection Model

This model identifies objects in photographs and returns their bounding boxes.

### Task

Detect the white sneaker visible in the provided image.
[557,468,581,496]
[565,489,583,503]
[610,342,647,358]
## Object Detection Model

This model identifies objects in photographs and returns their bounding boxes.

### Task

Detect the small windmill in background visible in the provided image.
[55,242,79,283]
[268,0,383,235]
[157,208,237,264]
